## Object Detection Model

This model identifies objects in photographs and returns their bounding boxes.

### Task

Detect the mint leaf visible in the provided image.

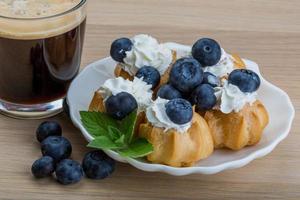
[88,136,123,150]
[119,110,138,143]
[80,111,118,138]
[118,138,153,158]
[108,126,122,140]
[114,135,126,146]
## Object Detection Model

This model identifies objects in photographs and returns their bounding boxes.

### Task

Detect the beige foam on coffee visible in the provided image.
[0,0,86,39]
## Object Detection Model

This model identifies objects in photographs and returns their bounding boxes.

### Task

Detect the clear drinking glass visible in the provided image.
[0,0,87,119]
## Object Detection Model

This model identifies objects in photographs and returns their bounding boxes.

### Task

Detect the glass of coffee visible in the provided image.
[0,0,87,119]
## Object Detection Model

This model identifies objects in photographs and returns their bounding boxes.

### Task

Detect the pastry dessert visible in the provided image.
[110,34,177,90]
[139,98,214,167]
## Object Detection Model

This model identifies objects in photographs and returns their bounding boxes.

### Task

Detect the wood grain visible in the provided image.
[0,0,299,199]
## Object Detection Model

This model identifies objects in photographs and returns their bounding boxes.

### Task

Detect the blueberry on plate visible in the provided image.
[157,84,183,100]
[191,84,217,111]
[110,38,133,63]
[105,92,138,120]
[82,150,115,180]
[31,156,55,178]
[165,98,193,125]
[36,121,62,143]
[55,159,83,185]
[203,72,220,88]
[169,58,203,93]
[136,66,161,89]
[192,38,222,66]
[228,69,261,93]
[41,136,72,162]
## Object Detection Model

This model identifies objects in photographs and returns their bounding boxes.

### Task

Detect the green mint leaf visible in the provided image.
[108,125,122,140]
[80,111,118,138]
[88,136,123,150]
[114,135,126,146]
[119,110,138,144]
[118,138,153,158]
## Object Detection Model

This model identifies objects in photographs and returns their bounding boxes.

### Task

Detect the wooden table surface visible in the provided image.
[0,0,299,199]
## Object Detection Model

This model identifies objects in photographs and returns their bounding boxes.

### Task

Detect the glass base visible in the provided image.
[0,99,63,119]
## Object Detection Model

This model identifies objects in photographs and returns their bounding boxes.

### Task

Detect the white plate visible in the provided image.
[67,43,295,176]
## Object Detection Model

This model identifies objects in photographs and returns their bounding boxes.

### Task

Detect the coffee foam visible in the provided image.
[0,0,86,39]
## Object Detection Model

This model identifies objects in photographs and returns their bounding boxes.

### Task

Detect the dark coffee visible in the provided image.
[0,19,86,105]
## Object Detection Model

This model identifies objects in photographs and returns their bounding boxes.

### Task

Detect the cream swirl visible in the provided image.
[214,80,257,114]
[146,98,192,133]
[122,34,173,75]
[98,77,153,111]
[204,48,235,78]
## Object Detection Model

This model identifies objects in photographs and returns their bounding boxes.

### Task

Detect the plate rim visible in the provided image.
[68,43,295,176]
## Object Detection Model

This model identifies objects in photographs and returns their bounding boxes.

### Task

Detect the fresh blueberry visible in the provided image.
[228,69,261,93]
[82,150,115,180]
[105,92,138,120]
[36,121,62,143]
[55,159,83,185]
[41,136,72,162]
[191,84,217,111]
[135,66,161,89]
[31,156,55,178]
[165,98,193,125]
[192,38,222,66]
[169,58,203,93]
[203,72,220,87]
[157,84,183,100]
[110,38,133,63]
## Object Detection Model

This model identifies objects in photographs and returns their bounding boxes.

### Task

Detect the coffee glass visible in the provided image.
[0,0,87,119]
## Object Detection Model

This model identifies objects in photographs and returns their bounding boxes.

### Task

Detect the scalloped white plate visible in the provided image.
[67,43,295,176]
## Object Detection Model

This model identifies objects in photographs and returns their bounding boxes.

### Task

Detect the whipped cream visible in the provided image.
[146,98,192,133]
[214,80,257,114]
[204,48,235,78]
[98,77,153,111]
[122,34,173,75]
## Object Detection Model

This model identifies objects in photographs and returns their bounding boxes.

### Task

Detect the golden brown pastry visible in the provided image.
[204,100,269,150]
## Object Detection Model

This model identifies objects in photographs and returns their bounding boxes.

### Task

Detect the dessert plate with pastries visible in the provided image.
[68,34,295,175]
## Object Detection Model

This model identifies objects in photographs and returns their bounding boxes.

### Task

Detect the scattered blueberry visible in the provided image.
[191,84,217,111]
[228,69,261,93]
[55,159,83,185]
[165,98,193,125]
[36,121,62,143]
[82,151,115,180]
[105,92,138,120]
[169,58,203,93]
[157,84,183,100]
[41,136,72,162]
[136,66,161,89]
[203,72,220,87]
[192,38,222,66]
[110,38,133,63]
[31,156,55,178]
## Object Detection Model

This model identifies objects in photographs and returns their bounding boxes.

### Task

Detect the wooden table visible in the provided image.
[0,0,299,199]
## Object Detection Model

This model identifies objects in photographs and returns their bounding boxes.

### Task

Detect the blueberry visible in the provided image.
[135,66,161,89]
[41,136,72,162]
[203,72,220,87]
[31,156,55,178]
[110,38,133,63]
[191,84,217,111]
[165,98,193,125]
[157,84,182,100]
[228,69,261,93]
[169,58,203,93]
[105,92,138,120]
[82,150,115,180]
[192,38,222,66]
[55,159,83,185]
[36,121,62,143]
